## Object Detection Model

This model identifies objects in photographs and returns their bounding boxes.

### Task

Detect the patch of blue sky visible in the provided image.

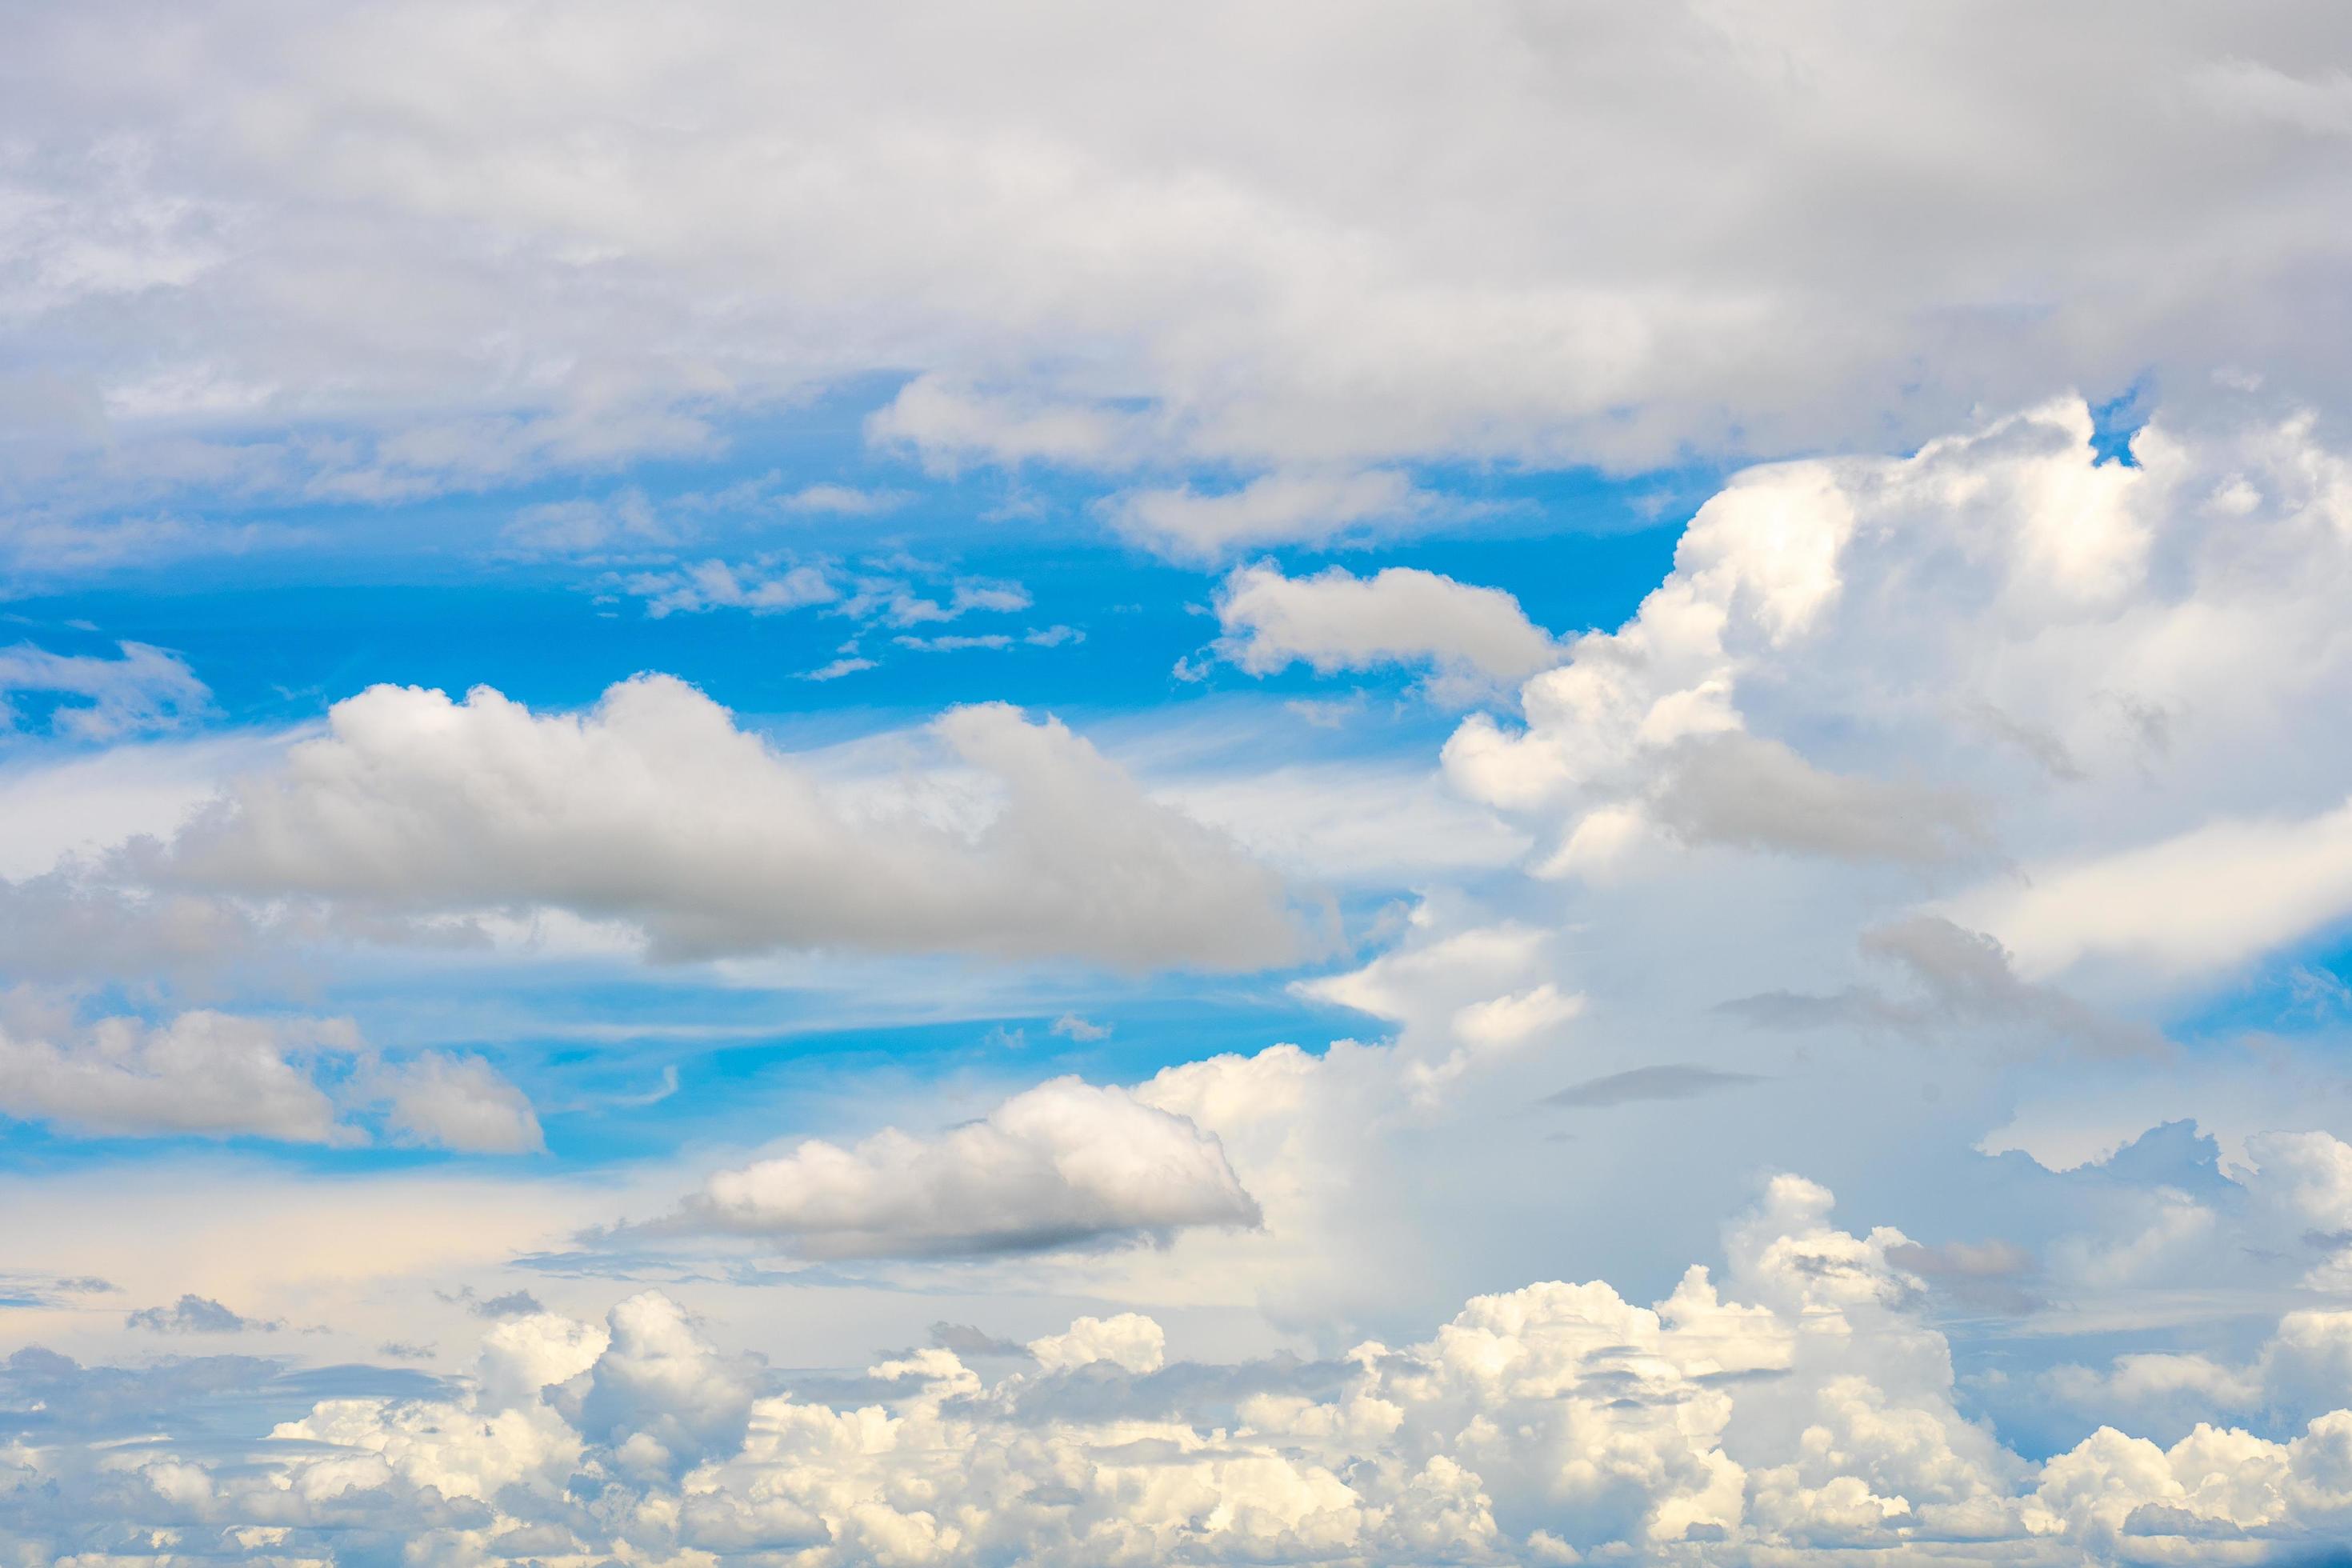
[2156,934,2352,1046]
[6,386,1698,735]
[2086,377,2154,467]
[280,952,1350,1163]
[0,384,1709,1176]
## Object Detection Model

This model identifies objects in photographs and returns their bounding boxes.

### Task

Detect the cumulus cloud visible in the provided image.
[559,1293,757,1478]
[22,1175,2352,1564]
[0,1008,538,1150]
[1445,398,2352,937]
[137,674,1298,970]
[1027,1312,1166,1374]
[0,1010,359,1145]
[1213,561,1559,697]
[374,1051,545,1155]
[673,1077,1262,1258]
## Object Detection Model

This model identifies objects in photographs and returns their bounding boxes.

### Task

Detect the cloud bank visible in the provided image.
[128,675,1299,970]
[16,1178,2352,1564]
[8,3,2352,538]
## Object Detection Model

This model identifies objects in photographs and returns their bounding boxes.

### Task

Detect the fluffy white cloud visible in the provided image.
[20,1176,2352,1565]
[375,1051,545,1155]
[8,4,2352,534]
[0,1009,357,1144]
[1213,561,1559,696]
[0,1007,540,1151]
[140,674,1298,970]
[1444,398,2352,987]
[1027,1312,1166,1374]
[1295,916,1581,1094]
[677,1077,1261,1258]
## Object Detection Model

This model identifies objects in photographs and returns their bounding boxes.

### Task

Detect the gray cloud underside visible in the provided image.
[1545,1064,1765,1110]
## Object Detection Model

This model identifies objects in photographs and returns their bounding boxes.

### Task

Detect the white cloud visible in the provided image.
[31,1174,2352,1563]
[674,1076,1262,1258]
[0,1010,360,1145]
[10,5,2352,526]
[1445,398,2352,936]
[1451,982,1584,1050]
[0,728,279,880]
[1105,471,1446,561]
[837,574,1033,627]
[894,632,1011,652]
[376,1052,545,1155]
[868,378,1152,474]
[0,642,209,741]
[1950,797,2352,981]
[1295,918,1578,1098]
[502,488,671,556]
[1298,919,1549,1030]
[562,1292,758,1478]
[1162,766,1529,890]
[1213,561,1558,696]
[146,674,1299,970]
[0,1008,540,1151]
[1026,1312,1165,1374]
[623,558,838,617]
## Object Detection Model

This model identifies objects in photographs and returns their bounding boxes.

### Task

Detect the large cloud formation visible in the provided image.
[1444,395,2352,990]
[14,1177,2352,1565]
[114,675,1299,970]
[5,2,2352,548]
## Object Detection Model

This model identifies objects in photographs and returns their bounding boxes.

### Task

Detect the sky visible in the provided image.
[6,3,2352,1565]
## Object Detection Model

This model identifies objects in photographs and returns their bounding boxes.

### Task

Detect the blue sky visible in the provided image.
[8,6,2352,1566]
